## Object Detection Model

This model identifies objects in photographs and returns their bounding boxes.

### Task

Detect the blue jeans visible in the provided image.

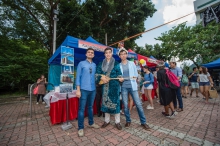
[121,87,146,124]
[78,89,96,130]
[173,87,183,109]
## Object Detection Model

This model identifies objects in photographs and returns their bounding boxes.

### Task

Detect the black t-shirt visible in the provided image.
[189,72,198,82]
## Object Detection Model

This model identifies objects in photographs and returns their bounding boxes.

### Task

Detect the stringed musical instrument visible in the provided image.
[99,75,137,85]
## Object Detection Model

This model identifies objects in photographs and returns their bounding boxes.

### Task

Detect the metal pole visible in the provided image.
[30,83,37,118]
[105,33,107,45]
[53,14,57,54]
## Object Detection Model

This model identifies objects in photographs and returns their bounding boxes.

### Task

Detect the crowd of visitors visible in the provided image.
[36,47,215,137]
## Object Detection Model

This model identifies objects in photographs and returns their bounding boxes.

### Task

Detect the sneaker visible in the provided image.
[156,99,160,103]
[78,129,84,137]
[173,111,178,116]
[147,104,151,108]
[42,102,45,104]
[36,102,39,105]
[146,106,154,109]
[166,113,175,119]
[162,112,169,116]
[89,123,100,129]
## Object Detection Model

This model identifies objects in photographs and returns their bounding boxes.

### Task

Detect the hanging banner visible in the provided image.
[78,40,111,52]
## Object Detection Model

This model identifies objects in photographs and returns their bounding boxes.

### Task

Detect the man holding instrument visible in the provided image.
[96,47,123,130]
[118,48,150,130]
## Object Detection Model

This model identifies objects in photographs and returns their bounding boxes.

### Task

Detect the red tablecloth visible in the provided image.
[49,92,97,125]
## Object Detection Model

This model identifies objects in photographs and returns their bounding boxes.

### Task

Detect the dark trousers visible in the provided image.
[37,94,45,102]
[95,86,102,114]
[173,87,183,109]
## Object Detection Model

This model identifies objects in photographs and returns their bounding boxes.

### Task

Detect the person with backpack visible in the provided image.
[157,63,178,118]
[181,70,189,98]
[169,59,183,112]
[143,66,155,109]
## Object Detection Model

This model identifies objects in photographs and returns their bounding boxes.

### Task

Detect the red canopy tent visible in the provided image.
[128,49,157,67]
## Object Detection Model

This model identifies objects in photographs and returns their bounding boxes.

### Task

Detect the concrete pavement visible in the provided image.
[0,93,220,146]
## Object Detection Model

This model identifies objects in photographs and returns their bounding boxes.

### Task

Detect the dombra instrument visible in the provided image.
[98,75,136,85]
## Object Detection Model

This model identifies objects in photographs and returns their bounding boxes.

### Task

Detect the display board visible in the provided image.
[60,46,74,93]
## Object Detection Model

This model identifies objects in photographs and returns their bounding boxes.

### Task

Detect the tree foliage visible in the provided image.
[156,22,220,66]
[1,0,156,56]
[0,36,48,91]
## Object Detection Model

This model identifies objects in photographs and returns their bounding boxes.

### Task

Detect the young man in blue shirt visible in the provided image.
[169,60,183,112]
[76,48,100,137]
[118,48,150,130]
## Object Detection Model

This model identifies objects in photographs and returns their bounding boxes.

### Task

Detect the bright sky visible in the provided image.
[135,0,196,67]
[135,0,196,47]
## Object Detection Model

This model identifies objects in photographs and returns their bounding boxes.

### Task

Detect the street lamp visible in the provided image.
[53,9,59,54]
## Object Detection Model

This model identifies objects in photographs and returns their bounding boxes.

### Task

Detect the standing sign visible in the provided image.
[60,46,74,93]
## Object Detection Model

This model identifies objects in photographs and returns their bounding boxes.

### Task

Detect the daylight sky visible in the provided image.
[135,0,196,47]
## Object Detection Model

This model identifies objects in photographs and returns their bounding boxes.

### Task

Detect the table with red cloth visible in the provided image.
[49,91,97,125]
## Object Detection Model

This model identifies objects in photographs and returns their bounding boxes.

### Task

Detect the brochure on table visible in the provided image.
[60,46,74,93]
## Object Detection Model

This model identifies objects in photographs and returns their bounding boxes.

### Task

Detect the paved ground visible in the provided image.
[0,92,220,146]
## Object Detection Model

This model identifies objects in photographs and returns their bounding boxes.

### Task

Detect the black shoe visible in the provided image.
[141,124,150,131]
[125,122,131,128]
[115,123,122,130]
[97,112,102,117]
[162,112,169,116]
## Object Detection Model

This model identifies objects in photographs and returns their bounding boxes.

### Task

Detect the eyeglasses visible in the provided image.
[89,67,92,74]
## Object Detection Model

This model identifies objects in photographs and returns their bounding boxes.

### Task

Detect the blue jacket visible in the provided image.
[144,73,154,87]
[120,61,138,91]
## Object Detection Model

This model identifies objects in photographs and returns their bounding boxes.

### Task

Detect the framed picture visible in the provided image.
[61,46,74,57]
[62,65,74,74]
[61,56,74,65]
[60,84,73,93]
[60,74,74,83]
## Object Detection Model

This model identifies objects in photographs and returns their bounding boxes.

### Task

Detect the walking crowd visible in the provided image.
[74,47,215,137]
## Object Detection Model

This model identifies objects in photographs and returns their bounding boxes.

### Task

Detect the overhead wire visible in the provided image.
[108,11,196,47]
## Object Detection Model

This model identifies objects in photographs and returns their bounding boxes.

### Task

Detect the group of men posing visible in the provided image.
[75,47,150,137]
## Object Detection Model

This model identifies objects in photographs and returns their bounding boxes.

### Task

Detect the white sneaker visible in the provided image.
[36,102,39,105]
[173,111,178,116]
[89,123,100,129]
[78,129,84,137]
[167,112,176,119]
[156,99,160,103]
[147,104,151,108]
[146,106,154,109]
[42,102,45,104]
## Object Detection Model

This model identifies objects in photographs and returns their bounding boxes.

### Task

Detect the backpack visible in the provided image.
[165,69,180,89]
[181,74,189,84]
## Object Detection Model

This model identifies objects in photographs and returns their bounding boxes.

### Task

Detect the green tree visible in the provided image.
[0,36,48,91]
[156,22,220,67]
[1,0,156,56]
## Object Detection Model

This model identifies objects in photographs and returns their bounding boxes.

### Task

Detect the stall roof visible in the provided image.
[203,58,220,69]
[48,35,137,66]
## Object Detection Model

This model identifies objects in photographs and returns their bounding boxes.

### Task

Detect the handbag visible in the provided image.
[209,87,219,98]
[33,86,38,95]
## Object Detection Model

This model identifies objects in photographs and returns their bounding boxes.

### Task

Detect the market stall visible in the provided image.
[47,35,137,124]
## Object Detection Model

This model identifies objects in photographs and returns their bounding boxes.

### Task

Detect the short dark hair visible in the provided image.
[119,49,128,55]
[104,47,112,53]
[193,67,197,71]
[86,48,94,53]
[143,66,149,69]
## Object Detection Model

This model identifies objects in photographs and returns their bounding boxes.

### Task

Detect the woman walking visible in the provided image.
[36,75,47,104]
[143,66,154,109]
[198,66,214,103]
[157,64,178,118]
